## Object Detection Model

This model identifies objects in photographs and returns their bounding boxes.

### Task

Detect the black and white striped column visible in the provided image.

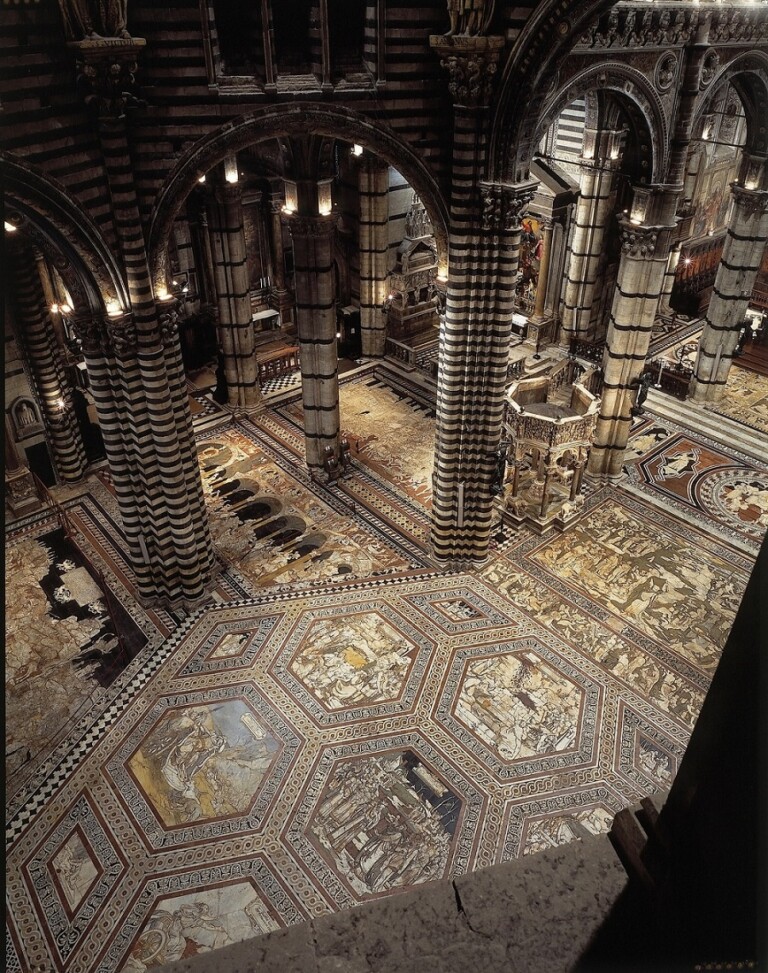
[588,218,671,480]
[285,212,341,469]
[560,127,622,344]
[690,182,768,404]
[9,242,87,483]
[207,176,263,412]
[429,32,529,563]
[358,154,390,357]
[96,109,215,607]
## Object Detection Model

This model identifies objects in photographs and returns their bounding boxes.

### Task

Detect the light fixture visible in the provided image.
[352,144,363,157]
[684,257,691,266]
[4,220,17,232]
[198,175,206,183]
[317,178,333,216]
[60,303,73,314]
[55,396,66,411]
[156,286,170,301]
[106,300,122,317]
[224,155,239,184]
[50,303,60,314]
[336,330,342,340]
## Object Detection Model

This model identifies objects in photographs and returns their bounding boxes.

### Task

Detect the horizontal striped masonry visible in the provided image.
[588,220,670,480]
[561,128,622,344]
[431,87,529,563]
[691,184,768,405]
[98,116,215,607]
[358,155,390,357]
[10,243,88,484]
[287,212,341,469]
[208,179,263,410]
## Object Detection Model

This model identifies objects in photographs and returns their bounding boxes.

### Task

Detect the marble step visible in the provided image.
[645,388,768,465]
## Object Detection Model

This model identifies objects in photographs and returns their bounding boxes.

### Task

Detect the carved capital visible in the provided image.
[157,304,181,346]
[71,38,147,120]
[283,213,339,237]
[730,185,768,219]
[430,34,504,107]
[619,220,659,259]
[106,311,138,357]
[479,182,535,232]
[70,314,106,356]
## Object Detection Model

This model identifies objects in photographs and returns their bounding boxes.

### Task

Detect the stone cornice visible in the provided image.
[70,38,147,120]
[730,184,768,218]
[282,213,339,237]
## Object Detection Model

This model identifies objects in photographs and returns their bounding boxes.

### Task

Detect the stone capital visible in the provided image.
[479,180,537,232]
[430,34,504,107]
[70,37,147,120]
[730,184,768,219]
[70,314,106,356]
[105,311,138,357]
[618,219,659,259]
[282,213,339,237]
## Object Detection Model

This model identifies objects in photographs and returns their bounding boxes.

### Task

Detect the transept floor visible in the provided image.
[5,363,766,973]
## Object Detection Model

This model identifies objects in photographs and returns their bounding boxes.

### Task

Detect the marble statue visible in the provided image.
[446,0,495,37]
[58,0,130,41]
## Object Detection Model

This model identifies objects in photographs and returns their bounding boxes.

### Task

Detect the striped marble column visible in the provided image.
[429,33,530,563]
[9,243,87,483]
[560,128,622,345]
[358,154,390,357]
[690,183,768,405]
[91,99,215,607]
[588,218,672,480]
[285,212,341,468]
[207,179,263,412]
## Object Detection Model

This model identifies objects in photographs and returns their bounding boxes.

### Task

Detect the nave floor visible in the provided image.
[5,364,766,973]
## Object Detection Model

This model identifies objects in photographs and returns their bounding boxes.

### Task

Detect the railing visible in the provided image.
[31,472,76,538]
[257,345,300,382]
[507,359,525,381]
[650,358,692,401]
[384,336,416,365]
[569,337,604,363]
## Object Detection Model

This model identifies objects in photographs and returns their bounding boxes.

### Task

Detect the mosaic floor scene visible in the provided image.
[5,364,767,973]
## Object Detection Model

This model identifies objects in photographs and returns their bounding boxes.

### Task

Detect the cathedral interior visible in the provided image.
[3,2,768,971]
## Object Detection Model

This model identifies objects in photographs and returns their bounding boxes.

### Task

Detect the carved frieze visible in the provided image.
[283,214,338,237]
[655,52,677,93]
[700,50,719,90]
[576,4,767,52]
[430,34,504,107]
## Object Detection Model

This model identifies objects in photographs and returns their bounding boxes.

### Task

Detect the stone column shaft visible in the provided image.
[9,244,87,483]
[429,32,522,563]
[268,198,293,324]
[358,156,390,357]
[658,245,681,316]
[96,113,214,607]
[286,214,340,468]
[690,184,768,404]
[208,182,262,411]
[561,128,622,344]
[588,220,671,479]
[532,220,554,319]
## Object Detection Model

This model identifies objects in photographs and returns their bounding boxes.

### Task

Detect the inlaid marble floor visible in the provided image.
[5,367,766,973]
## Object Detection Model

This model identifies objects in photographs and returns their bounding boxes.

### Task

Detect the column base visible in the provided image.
[5,468,43,518]
[429,553,490,571]
[135,560,223,614]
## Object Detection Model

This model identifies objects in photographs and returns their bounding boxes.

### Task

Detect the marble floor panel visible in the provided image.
[6,484,752,973]
[6,367,763,973]
[709,366,768,435]
[625,416,768,551]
